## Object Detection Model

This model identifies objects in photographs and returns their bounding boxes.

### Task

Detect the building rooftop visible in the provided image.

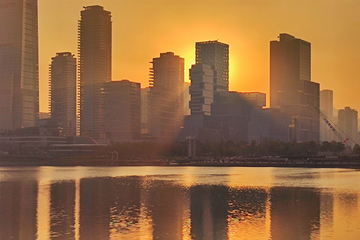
[196,40,229,46]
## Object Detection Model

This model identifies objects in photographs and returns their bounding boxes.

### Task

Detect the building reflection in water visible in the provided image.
[227,188,271,239]
[80,178,112,240]
[37,180,51,240]
[333,192,359,240]
[50,181,76,239]
[270,187,320,240]
[190,185,229,240]
[2,172,360,239]
[149,181,185,240]
[108,176,141,239]
[0,181,38,240]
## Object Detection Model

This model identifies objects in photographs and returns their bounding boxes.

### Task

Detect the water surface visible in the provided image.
[0,166,360,239]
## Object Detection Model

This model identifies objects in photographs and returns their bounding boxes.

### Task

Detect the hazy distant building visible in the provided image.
[148,52,184,143]
[338,107,358,145]
[196,40,229,93]
[0,0,39,130]
[248,108,290,143]
[103,80,140,143]
[320,90,336,142]
[50,52,76,136]
[210,91,265,142]
[79,5,112,139]
[189,64,214,116]
[270,33,320,142]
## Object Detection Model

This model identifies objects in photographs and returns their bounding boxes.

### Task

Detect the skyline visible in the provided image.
[39,0,360,112]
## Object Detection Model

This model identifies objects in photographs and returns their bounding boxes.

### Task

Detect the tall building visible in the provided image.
[0,0,39,130]
[270,33,320,142]
[189,64,214,116]
[148,52,184,143]
[103,80,141,143]
[320,90,336,142]
[195,40,229,93]
[338,107,358,145]
[79,5,112,139]
[49,52,76,136]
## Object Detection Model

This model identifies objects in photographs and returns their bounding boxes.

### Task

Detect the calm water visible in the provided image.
[0,166,360,240]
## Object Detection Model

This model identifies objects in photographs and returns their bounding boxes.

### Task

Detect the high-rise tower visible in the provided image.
[195,40,229,93]
[103,80,141,142]
[79,5,112,139]
[189,64,214,116]
[148,52,184,143]
[50,52,77,136]
[0,0,39,130]
[270,33,320,142]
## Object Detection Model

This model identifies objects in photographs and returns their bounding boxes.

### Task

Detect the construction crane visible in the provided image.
[318,111,347,143]
[316,107,356,146]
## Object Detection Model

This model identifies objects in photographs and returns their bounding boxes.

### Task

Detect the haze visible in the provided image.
[38,0,360,112]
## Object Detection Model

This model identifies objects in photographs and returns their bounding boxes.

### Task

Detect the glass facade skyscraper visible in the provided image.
[79,5,112,140]
[0,0,39,130]
[148,52,184,143]
[195,40,229,93]
[270,33,320,142]
[50,52,77,136]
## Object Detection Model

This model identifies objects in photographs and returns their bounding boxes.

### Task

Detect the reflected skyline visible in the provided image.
[0,167,360,239]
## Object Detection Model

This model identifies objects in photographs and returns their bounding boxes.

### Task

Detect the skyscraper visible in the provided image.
[148,52,184,143]
[0,0,39,130]
[270,33,320,142]
[49,52,77,136]
[79,5,112,139]
[195,40,229,93]
[189,64,214,116]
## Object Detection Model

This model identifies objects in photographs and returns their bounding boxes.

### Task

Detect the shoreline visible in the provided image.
[1,156,360,169]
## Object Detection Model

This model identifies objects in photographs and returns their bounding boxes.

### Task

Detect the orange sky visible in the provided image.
[39,0,360,113]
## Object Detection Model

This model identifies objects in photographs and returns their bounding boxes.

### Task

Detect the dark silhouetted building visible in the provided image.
[270,33,320,142]
[0,0,39,130]
[79,5,112,140]
[189,64,214,116]
[50,52,77,136]
[196,40,229,93]
[103,80,141,143]
[148,52,184,143]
